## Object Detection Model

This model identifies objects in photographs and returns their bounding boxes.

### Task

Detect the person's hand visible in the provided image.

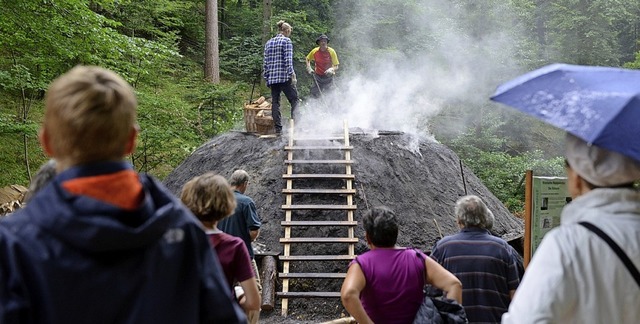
[306,66,314,74]
[325,67,335,76]
[291,73,297,86]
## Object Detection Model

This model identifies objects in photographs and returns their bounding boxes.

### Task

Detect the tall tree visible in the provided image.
[205,0,220,83]
[262,0,273,45]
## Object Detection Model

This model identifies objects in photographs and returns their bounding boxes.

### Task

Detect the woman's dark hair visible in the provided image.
[362,206,398,248]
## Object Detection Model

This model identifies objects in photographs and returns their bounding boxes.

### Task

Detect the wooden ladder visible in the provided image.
[278,119,357,316]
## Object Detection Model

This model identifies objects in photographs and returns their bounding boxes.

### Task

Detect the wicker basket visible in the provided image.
[244,101,272,132]
[255,116,275,135]
[244,106,261,133]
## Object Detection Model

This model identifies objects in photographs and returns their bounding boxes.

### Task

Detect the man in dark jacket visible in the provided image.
[217,169,262,324]
[0,66,246,324]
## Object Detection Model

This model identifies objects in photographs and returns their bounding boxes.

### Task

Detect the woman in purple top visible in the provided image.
[341,206,462,324]
[180,172,261,318]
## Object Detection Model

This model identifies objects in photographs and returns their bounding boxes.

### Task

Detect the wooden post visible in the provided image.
[261,255,277,311]
[524,170,533,268]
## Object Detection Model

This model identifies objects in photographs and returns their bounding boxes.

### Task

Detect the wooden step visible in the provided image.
[285,160,353,164]
[285,146,353,151]
[277,291,341,298]
[281,204,357,210]
[279,255,355,261]
[281,221,358,226]
[282,174,355,180]
[282,188,356,194]
[280,237,359,243]
[279,272,347,279]
[293,136,344,141]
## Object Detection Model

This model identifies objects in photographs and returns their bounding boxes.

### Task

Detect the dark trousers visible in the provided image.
[310,74,334,98]
[269,80,299,132]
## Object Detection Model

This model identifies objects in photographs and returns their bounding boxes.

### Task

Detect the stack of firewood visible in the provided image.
[0,184,28,217]
[245,96,271,110]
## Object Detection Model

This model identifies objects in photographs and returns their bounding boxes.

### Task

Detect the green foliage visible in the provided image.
[130,68,247,179]
[0,133,47,187]
[528,0,639,65]
[133,73,206,177]
[623,50,640,69]
[443,113,565,214]
[0,0,181,94]
[196,82,246,137]
[1,0,640,219]
[0,113,39,135]
[220,36,264,82]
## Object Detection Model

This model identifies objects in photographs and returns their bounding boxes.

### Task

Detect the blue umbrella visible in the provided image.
[491,63,640,162]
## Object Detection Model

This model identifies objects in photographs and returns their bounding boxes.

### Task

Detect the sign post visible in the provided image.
[524,171,571,266]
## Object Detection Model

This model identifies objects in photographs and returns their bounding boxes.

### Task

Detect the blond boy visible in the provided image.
[0,66,245,323]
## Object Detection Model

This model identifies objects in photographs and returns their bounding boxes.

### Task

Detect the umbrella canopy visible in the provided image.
[490,63,640,162]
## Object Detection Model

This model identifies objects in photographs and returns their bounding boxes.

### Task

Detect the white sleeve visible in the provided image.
[502,229,577,323]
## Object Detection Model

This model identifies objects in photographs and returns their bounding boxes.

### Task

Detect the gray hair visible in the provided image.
[24,159,57,203]
[455,195,494,229]
[229,169,250,187]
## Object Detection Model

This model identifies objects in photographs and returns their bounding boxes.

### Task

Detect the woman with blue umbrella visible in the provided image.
[493,64,640,323]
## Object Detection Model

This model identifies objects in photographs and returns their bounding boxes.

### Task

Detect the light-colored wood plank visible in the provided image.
[282,188,356,194]
[281,204,357,210]
[282,174,355,179]
[284,160,354,164]
[279,237,359,243]
[277,292,341,298]
[281,221,358,226]
[279,272,347,279]
[279,255,355,261]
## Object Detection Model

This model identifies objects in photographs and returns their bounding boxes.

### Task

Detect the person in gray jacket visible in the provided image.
[503,133,640,323]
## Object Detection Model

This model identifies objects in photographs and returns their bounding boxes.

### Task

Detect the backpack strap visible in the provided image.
[578,221,640,288]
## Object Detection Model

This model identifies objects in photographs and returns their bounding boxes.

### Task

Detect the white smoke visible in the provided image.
[295,0,527,139]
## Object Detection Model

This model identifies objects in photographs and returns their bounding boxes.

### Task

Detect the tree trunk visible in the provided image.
[261,0,272,88]
[262,0,272,46]
[205,0,220,83]
[260,255,276,311]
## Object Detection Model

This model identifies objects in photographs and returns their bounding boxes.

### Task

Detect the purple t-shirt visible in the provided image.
[353,248,426,324]
[207,231,254,288]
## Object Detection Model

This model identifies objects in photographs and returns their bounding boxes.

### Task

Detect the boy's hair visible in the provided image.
[362,206,398,248]
[44,66,137,164]
[180,172,237,223]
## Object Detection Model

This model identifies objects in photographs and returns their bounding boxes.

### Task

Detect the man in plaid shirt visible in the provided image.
[263,20,298,134]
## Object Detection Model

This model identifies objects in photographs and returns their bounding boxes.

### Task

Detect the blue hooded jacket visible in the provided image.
[0,162,246,324]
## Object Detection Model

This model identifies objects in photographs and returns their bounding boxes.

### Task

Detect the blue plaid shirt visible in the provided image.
[263,34,294,86]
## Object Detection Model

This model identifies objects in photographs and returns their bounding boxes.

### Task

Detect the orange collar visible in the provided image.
[62,170,143,210]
